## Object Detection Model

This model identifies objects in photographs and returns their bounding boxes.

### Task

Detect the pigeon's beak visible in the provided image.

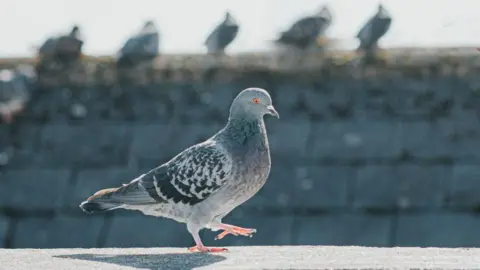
[266,105,280,119]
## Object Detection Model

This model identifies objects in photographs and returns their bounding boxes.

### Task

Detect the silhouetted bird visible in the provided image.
[116,21,160,68]
[276,6,332,50]
[0,66,36,124]
[37,25,84,65]
[356,4,392,57]
[204,12,239,54]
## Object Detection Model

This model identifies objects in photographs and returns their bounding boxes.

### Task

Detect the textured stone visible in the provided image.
[38,124,132,168]
[0,124,43,169]
[267,119,311,161]
[399,117,480,161]
[25,86,172,123]
[0,216,9,248]
[396,213,480,247]
[3,69,480,250]
[310,121,401,160]
[105,212,193,248]
[273,83,310,120]
[106,85,171,121]
[132,123,224,169]
[165,123,223,161]
[398,121,451,159]
[292,165,352,209]
[395,165,451,210]
[354,165,450,210]
[448,165,480,209]
[128,124,176,168]
[67,168,141,209]
[171,83,233,124]
[295,214,392,246]
[13,216,105,248]
[0,169,70,211]
[247,164,351,210]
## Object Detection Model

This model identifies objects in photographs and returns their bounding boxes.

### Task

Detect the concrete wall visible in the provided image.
[1,53,480,248]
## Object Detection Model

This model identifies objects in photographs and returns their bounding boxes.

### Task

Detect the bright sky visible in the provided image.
[0,0,479,57]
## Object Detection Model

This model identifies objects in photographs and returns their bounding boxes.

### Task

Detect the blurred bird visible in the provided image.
[275,6,332,50]
[0,65,36,124]
[37,25,84,65]
[116,20,160,68]
[55,25,84,62]
[356,4,392,59]
[204,12,239,55]
[80,88,279,252]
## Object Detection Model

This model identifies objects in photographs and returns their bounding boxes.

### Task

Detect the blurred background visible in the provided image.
[1,0,480,250]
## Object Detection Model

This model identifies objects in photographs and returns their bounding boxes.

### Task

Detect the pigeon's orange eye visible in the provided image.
[252,98,260,104]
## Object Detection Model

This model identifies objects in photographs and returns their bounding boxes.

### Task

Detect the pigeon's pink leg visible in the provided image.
[188,229,229,253]
[214,223,257,240]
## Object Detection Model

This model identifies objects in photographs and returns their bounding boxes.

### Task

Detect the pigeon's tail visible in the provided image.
[79,187,125,214]
[79,176,159,214]
[79,200,122,214]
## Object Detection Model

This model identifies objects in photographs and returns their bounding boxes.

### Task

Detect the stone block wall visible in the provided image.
[1,51,480,248]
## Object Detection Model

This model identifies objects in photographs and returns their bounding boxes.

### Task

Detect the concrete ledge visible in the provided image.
[2,47,480,86]
[1,246,480,269]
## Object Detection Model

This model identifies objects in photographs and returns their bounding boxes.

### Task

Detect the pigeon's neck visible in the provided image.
[221,117,268,149]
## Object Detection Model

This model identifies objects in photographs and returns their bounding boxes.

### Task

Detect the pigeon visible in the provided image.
[276,6,332,50]
[80,87,279,252]
[204,12,239,54]
[37,25,84,64]
[0,65,36,124]
[116,20,160,67]
[356,4,392,55]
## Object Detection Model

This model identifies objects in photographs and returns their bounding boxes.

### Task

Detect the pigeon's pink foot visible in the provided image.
[188,245,229,253]
[215,224,257,240]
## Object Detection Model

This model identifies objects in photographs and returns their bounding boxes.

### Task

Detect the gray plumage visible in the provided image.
[276,6,332,49]
[356,4,392,53]
[116,21,160,67]
[38,25,84,63]
[80,88,279,252]
[0,65,36,123]
[205,12,239,54]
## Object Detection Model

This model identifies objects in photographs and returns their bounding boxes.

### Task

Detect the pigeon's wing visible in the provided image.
[38,38,57,55]
[126,140,233,206]
[131,33,159,55]
[120,37,140,55]
[357,19,372,41]
[205,26,221,52]
[289,17,318,39]
[141,32,159,55]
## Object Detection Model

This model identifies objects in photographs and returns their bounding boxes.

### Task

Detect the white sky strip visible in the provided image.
[0,0,479,57]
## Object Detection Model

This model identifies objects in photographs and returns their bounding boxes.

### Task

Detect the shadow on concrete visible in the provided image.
[54,252,227,270]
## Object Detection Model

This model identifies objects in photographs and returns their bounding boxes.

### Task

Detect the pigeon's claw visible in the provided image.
[214,224,257,240]
[188,246,229,253]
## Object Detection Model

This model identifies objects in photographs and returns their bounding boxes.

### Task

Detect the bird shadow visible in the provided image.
[54,252,227,270]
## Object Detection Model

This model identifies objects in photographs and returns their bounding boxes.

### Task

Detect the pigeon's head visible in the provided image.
[230,88,279,120]
[377,4,390,18]
[224,11,237,25]
[141,20,158,34]
[70,25,80,36]
[316,6,332,22]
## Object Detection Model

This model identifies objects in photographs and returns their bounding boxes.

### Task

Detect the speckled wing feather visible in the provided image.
[137,140,233,206]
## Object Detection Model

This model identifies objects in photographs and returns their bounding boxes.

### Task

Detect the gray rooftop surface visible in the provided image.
[1,246,480,270]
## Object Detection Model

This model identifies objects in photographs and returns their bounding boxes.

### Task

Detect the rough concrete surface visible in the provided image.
[1,246,480,270]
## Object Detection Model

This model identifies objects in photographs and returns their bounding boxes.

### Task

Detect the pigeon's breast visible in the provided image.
[224,132,271,207]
